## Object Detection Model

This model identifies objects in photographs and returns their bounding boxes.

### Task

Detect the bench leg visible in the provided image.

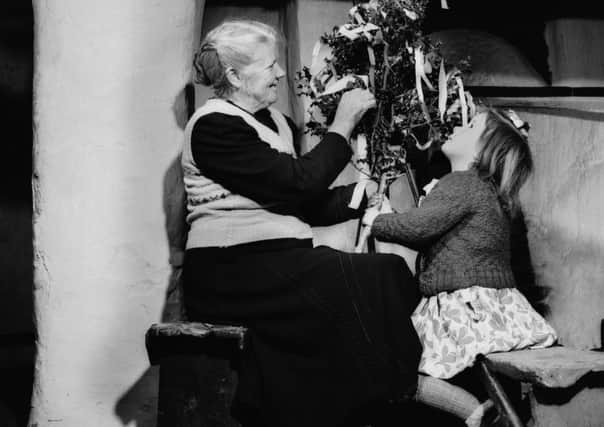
[476,356,524,427]
[157,354,240,427]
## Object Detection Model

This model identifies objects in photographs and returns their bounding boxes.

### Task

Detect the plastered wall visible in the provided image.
[30,1,200,425]
[514,19,604,425]
[520,108,604,426]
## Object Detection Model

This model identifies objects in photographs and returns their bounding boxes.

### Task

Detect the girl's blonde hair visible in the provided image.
[473,108,533,217]
[193,20,278,97]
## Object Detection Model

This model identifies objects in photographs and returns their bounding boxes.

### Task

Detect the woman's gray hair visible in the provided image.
[193,20,278,97]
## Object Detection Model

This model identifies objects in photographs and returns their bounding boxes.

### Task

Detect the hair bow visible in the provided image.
[505,109,530,137]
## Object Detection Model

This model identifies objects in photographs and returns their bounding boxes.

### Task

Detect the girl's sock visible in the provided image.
[415,374,491,426]
[465,399,494,427]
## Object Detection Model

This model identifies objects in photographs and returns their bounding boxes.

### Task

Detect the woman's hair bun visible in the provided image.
[193,44,221,86]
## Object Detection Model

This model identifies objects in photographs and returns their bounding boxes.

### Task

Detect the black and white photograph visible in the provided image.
[1,1,603,426]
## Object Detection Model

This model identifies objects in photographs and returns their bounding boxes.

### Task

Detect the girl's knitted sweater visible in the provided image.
[372,169,516,296]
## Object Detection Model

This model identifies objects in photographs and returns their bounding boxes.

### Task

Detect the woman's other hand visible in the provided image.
[329,88,376,140]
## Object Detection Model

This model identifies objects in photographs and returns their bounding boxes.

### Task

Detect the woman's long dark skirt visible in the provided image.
[183,239,421,427]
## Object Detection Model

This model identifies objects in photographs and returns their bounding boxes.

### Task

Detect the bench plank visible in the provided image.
[485,347,604,388]
[146,322,247,365]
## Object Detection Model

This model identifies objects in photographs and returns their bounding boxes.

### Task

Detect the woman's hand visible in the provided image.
[329,88,376,140]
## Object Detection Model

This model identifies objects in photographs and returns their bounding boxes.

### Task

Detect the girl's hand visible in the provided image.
[367,191,384,209]
[361,205,381,227]
[362,196,392,227]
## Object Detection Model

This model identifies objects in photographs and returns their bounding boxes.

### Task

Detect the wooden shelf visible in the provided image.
[465,87,604,114]
[476,97,604,114]
[467,87,604,97]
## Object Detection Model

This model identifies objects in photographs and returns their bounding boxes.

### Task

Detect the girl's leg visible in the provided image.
[415,374,493,427]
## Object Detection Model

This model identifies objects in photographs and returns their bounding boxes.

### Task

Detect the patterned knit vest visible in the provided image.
[181,98,312,248]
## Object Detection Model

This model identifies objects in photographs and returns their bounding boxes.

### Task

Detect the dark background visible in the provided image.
[424,0,604,85]
[0,1,34,426]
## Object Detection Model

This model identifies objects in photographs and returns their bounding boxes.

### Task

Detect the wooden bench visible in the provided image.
[146,322,247,365]
[146,322,248,427]
[146,322,604,427]
[480,347,604,427]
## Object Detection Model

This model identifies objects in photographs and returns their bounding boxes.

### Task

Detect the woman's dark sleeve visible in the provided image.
[300,183,367,226]
[191,113,352,206]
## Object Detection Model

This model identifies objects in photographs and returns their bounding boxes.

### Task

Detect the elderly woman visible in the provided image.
[181,20,421,427]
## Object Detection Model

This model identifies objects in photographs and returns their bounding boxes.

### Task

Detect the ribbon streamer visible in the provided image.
[367,45,376,91]
[316,75,369,98]
[456,76,468,126]
[438,60,447,122]
[309,40,336,97]
[353,12,365,25]
[338,23,379,41]
[466,91,476,118]
[414,48,425,104]
[403,9,418,20]
[414,47,432,123]
[349,134,370,209]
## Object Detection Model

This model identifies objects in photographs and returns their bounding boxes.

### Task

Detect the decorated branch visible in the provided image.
[296,0,475,252]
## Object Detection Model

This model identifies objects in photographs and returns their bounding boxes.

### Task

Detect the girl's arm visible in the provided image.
[370,172,475,249]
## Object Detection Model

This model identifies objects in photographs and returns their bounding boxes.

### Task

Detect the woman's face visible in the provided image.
[442,112,488,163]
[238,42,285,110]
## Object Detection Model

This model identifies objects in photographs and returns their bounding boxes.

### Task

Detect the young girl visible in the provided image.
[363,107,557,426]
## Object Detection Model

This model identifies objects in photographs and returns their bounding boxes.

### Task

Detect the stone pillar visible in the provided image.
[30,1,200,425]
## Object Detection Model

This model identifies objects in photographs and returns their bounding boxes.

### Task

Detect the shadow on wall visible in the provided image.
[511,212,552,317]
[114,86,191,426]
[528,212,604,344]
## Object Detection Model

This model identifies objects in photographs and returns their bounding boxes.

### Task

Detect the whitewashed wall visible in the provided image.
[520,108,604,426]
[30,1,201,425]
[519,18,604,427]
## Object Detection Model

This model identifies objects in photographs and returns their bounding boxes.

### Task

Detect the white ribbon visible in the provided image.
[438,60,447,122]
[414,47,435,117]
[338,23,380,41]
[311,40,322,70]
[456,76,468,126]
[404,8,418,20]
[415,48,425,104]
[316,75,369,98]
[466,91,476,118]
[418,178,440,206]
[423,178,439,195]
[349,134,371,209]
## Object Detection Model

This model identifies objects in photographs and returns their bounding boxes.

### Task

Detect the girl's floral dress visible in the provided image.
[411,285,558,379]
[411,178,557,379]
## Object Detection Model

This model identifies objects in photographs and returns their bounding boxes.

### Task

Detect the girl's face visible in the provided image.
[238,42,285,110]
[442,112,488,165]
